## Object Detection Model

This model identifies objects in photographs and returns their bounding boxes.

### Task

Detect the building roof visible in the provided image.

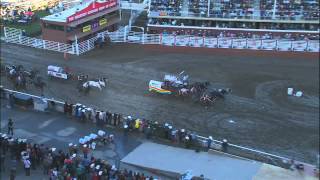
[41,0,117,23]
[42,1,92,23]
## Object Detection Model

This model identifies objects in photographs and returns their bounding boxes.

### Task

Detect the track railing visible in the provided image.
[3,26,319,56]
[3,27,76,54]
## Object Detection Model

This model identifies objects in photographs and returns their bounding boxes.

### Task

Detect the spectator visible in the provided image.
[23,158,31,176]
[7,118,14,136]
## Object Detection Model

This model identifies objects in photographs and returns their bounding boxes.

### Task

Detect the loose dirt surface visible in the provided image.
[1,42,319,164]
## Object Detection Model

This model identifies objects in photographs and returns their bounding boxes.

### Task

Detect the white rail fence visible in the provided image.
[3,27,76,54]
[2,26,319,56]
[77,27,319,54]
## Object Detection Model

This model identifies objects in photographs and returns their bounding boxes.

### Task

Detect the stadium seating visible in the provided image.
[149,0,319,20]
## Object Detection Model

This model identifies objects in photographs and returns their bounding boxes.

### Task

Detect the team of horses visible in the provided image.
[1,63,108,96]
[1,63,227,107]
[163,80,231,106]
[1,64,46,93]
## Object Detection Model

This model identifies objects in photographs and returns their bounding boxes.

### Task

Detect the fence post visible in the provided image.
[142,33,145,44]
[202,36,205,47]
[87,40,90,51]
[123,26,127,42]
[231,38,233,48]
[306,40,309,52]
[75,35,80,56]
[245,38,248,49]
[159,33,162,44]
[19,34,22,44]
[217,38,219,48]
[58,42,61,52]
[3,27,7,42]
[43,40,46,49]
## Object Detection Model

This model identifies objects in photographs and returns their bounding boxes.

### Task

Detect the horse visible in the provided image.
[14,73,27,90]
[22,69,39,80]
[189,81,210,96]
[200,94,215,106]
[82,78,107,91]
[33,76,46,94]
[178,88,190,96]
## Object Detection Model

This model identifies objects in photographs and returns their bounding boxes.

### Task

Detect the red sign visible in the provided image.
[67,0,118,23]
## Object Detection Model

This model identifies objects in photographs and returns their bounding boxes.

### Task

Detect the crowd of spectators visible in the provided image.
[0,131,159,180]
[148,18,319,32]
[149,0,319,20]
[149,28,320,40]
[0,0,59,25]
[149,0,182,16]
[0,5,36,25]
[260,0,319,20]
[209,0,255,19]
[62,102,213,152]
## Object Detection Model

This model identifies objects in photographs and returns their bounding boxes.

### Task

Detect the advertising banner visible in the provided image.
[307,40,319,52]
[82,25,91,33]
[261,39,277,50]
[277,40,292,51]
[247,39,261,49]
[67,0,117,23]
[232,38,247,49]
[175,35,190,46]
[292,40,307,51]
[189,36,203,47]
[99,18,107,26]
[161,35,175,46]
[204,37,217,48]
[218,38,232,48]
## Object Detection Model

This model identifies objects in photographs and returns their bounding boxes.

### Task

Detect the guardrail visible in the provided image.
[1,87,317,170]
[3,27,76,55]
[3,26,319,56]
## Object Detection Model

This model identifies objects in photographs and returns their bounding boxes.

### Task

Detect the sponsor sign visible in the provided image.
[232,38,247,49]
[218,38,232,48]
[307,40,319,52]
[277,40,292,51]
[247,39,262,49]
[67,0,117,23]
[99,18,107,26]
[292,40,307,51]
[82,25,91,33]
[204,37,217,48]
[175,35,189,46]
[261,39,277,50]
[189,36,203,47]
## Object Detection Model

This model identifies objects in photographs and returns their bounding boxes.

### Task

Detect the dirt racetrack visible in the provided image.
[1,42,319,164]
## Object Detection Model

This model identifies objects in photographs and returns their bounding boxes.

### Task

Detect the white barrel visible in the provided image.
[287,88,293,96]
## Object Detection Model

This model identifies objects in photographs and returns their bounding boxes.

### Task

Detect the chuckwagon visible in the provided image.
[148,80,172,94]
[47,65,70,80]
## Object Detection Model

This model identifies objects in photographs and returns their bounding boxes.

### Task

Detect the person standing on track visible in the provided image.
[7,118,14,136]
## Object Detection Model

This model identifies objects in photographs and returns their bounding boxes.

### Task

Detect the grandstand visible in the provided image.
[147,0,319,39]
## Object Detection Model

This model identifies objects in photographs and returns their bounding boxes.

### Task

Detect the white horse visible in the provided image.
[82,78,107,91]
